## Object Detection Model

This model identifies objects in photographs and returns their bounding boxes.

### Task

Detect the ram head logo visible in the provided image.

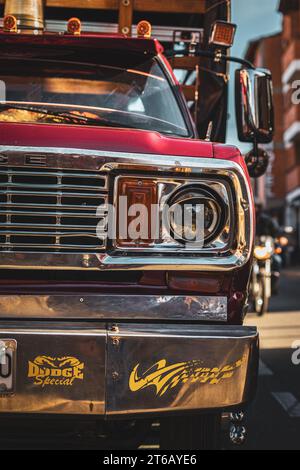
[28,355,84,387]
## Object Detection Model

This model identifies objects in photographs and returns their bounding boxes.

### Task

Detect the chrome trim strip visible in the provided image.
[0,146,253,271]
[0,145,247,174]
[0,295,228,322]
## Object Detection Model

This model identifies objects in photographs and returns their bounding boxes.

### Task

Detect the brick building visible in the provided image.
[245,0,300,257]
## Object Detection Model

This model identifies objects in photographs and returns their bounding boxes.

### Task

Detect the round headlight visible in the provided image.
[167,185,226,245]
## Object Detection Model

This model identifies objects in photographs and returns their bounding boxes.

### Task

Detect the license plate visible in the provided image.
[0,339,17,395]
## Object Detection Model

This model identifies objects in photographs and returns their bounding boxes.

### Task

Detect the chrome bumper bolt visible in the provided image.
[230,411,245,423]
[0,383,7,393]
[229,424,247,445]
[112,337,120,346]
[112,371,119,381]
[228,409,247,446]
[111,325,120,346]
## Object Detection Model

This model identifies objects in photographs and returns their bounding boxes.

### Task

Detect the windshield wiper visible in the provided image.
[0,102,139,129]
[0,102,104,125]
[0,102,186,135]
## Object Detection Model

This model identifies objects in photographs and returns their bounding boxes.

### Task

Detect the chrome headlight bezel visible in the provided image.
[113,174,234,254]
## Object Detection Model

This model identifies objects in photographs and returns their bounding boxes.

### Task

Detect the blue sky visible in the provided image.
[227,0,282,149]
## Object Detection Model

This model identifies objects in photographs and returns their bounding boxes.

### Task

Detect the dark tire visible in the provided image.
[160,413,221,450]
[254,278,269,316]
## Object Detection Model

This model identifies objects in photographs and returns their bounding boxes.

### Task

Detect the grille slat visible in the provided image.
[3,243,104,251]
[0,169,106,177]
[2,232,104,239]
[0,183,108,192]
[0,203,106,211]
[0,224,104,231]
[2,231,103,237]
[0,170,107,182]
[0,167,109,253]
[0,210,102,218]
[0,190,107,198]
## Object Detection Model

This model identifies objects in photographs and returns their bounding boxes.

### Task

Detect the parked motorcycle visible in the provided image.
[251,236,275,316]
[250,235,288,316]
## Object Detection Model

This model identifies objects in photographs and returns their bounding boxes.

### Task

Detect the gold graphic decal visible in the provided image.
[129,357,244,396]
[28,356,84,388]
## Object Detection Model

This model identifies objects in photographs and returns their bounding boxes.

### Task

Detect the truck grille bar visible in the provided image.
[0,167,108,252]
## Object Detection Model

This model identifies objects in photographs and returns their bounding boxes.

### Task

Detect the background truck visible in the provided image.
[0,0,273,449]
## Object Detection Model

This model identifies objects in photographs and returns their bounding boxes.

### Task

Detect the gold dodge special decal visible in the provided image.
[129,357,245,396]
[28,356,84,387]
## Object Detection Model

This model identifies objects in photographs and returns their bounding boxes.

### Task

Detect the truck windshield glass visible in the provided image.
[0,58,189,137]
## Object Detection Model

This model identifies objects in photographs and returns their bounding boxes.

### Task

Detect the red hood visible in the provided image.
[0,122,242,163]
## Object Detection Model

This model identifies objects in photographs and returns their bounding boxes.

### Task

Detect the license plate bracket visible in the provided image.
[0,339,17,395]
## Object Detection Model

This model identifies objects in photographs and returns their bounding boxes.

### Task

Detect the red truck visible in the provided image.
[0,0,273,449]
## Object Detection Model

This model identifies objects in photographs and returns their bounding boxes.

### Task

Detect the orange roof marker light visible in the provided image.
[209,21,237,48]
[67,17,82,36]
[137,20,152,39]
[3,14,17,33]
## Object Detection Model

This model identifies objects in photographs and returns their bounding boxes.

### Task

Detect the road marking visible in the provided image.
[272,392,300,417]
[259,359,273,376]
[139,445,159,449]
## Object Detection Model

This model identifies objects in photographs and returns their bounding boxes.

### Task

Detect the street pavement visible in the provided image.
[243,268,300,450]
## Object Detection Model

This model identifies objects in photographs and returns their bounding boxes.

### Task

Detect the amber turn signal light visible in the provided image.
[137,20,152,39]
[209,21,236,48]
[3,14,17,32]
[67,17,82,35]
[116,177,158,247]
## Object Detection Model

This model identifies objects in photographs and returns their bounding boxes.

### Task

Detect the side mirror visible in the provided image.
[245,147,270,178]
[235,68,274,144]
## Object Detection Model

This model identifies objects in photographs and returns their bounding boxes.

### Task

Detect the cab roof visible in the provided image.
[0,31,164,55]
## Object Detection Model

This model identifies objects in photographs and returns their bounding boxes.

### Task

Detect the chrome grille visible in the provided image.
[0,167,108,252]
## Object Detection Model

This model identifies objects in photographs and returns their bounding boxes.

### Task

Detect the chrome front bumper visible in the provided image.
[0,322,258,416]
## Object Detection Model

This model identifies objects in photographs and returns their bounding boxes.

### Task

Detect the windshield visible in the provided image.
[0,56,189,137]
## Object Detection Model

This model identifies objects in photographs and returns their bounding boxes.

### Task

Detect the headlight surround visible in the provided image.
[114,175,232,254]
[167,185,227,246]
